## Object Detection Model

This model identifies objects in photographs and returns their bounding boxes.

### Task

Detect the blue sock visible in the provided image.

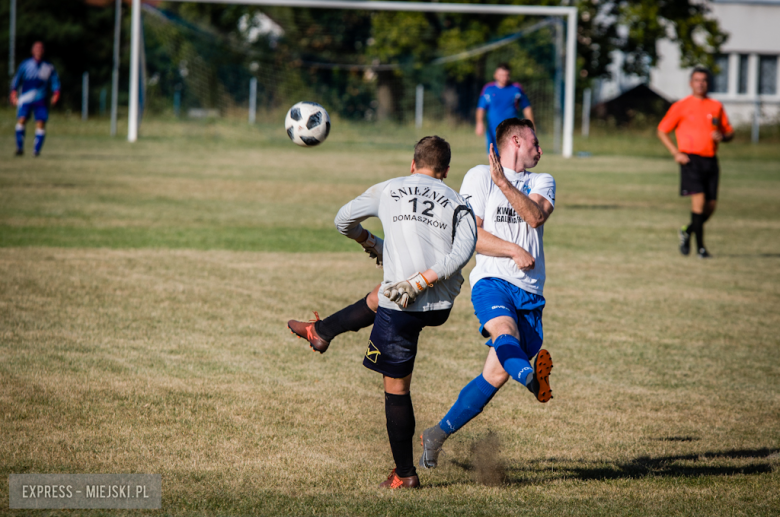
[15,124,25,151]
[34,129,45,155]
[493,334,534,386]
[438,374,498,435]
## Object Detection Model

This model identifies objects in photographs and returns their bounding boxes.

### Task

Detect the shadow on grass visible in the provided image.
[717,253,780,258]
[445,447,777,486]
[654,436,700,442]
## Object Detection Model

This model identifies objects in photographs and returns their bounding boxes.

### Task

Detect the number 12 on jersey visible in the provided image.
[409,197,435,217]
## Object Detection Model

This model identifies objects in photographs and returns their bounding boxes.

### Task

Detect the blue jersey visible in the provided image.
[11,58,60,107]
[477,82,531,130]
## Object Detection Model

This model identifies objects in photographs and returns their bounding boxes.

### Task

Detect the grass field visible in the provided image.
[1,112,779,516]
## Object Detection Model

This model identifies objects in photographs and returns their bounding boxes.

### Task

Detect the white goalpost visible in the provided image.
[127,0,578,158]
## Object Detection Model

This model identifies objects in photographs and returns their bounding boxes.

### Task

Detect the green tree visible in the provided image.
[576,0,728,81]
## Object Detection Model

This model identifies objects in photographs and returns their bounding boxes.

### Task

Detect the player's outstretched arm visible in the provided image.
[334,182,385,265]
[488,146,553,228]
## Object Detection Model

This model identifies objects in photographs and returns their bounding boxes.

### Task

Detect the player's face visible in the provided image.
[517,129,542,169]
[690,72,708,96]
[32,43,44,61]
[494,68,511,87]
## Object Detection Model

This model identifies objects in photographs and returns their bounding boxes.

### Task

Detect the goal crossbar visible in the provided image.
[127,0,578,157]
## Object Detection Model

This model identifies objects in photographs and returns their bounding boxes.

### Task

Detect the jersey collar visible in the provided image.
[411,172,443,182]
[500,167,527,181]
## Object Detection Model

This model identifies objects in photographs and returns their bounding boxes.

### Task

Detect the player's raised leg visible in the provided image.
[420,353,500,469]
[420,340,553,469]
[287,284,379,353]
[420,278,552,469]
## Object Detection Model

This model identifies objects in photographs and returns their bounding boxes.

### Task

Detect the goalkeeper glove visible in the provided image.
[360,231,384,267]
[383,272,433,308]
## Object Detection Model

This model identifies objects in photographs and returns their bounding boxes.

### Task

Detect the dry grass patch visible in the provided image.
[1,246,778,516]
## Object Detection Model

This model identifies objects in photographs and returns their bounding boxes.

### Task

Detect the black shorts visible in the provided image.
[680,154,719,201]
[363,306,451,379]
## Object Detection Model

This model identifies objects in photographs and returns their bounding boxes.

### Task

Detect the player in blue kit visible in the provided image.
[10,42,60,157]
[476,63,534,155]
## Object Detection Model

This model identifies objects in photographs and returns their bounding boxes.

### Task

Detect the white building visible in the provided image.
[598,0,780,125]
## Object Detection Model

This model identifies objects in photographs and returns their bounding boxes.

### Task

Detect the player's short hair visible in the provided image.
[414,136,451,174]
[496,118,535,150]
[496,63,511,72]
[691,66,710,79]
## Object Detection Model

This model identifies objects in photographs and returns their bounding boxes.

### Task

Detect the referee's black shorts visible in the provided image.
[363,306,450,379]
[680,154,719,201]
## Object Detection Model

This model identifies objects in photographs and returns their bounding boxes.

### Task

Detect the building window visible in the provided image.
[738,54,749,94]
[759,55,778,95]
[711,54,729,93]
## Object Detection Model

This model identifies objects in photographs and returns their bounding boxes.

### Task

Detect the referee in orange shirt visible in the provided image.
[657,67,734,259]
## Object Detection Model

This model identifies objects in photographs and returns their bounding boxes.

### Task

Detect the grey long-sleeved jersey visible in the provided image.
[335,173,477,312]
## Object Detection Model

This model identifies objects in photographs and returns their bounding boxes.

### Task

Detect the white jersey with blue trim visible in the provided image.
[335,173,477,312]
[460,165,556,296]
[11,58,60,106]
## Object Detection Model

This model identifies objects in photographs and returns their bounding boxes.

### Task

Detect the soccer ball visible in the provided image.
[284,102,330,147]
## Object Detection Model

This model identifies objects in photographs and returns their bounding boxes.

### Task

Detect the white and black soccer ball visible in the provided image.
[284,102,330,147]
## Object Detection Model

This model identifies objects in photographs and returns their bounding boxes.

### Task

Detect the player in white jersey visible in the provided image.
[297,137,477,489]
[418,118,556,469]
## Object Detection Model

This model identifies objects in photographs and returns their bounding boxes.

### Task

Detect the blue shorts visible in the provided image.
[17,101,49,122]
[364,307,450,379]
[471,278,545,359]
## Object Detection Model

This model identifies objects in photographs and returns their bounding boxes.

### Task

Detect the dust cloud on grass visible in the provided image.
[470,431,507,486]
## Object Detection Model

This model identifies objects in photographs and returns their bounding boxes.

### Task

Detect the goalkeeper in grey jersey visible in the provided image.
[326,136,476,489]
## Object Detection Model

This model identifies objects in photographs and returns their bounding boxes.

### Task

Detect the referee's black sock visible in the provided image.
[385,392,417,479]
[690,212,705,250]
[314,294,376,343]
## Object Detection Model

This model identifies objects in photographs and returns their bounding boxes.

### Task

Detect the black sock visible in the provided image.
[385,392,417,478]
[690,212,705,251]
[314,294,376,343]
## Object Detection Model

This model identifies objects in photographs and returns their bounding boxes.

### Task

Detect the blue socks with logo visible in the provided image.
[493,334,534,386]
[34,129,46,155]
[15,124,25,152]
[433,335,533,439]
[438,374,498,435]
